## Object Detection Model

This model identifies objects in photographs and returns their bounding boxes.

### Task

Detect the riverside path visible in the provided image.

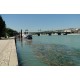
[0,39,18,66]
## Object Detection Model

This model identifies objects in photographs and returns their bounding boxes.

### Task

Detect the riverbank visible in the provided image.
[0,39,18,66]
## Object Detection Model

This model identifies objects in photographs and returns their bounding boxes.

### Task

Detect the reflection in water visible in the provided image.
[23,39,32,45]
[16,35,80,66]
[18,38,32,47]
[26,40,32,45]
[21,38,23,47]
[17,39,48,66]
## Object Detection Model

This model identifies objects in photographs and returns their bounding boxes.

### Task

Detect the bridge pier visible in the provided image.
[48,33,51,36]
[37,33,40,36]
[57,32,61,35]
[63,32,67,35]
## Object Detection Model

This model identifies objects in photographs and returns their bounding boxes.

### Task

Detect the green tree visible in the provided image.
[6,28,18,37]
[0,15,6,39]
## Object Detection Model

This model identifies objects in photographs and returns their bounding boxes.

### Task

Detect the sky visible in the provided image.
[1,14,80,32]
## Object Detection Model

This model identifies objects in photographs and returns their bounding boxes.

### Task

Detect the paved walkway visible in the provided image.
[0,39,18,66]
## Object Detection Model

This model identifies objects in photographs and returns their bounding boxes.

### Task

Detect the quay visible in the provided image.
[0,39,18,66]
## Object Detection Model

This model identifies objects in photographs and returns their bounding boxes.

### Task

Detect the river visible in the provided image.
[16,35,80,66]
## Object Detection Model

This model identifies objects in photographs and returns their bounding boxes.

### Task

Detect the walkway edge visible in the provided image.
[9,39,18,66]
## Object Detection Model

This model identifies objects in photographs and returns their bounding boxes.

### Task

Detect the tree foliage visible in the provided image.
[0,15,6,38]
[6,28,18,37]
[0,15,18,38]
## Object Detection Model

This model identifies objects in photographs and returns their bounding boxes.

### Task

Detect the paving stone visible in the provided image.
[0,39,18,66]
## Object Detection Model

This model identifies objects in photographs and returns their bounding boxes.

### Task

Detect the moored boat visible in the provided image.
[25,34,32,40]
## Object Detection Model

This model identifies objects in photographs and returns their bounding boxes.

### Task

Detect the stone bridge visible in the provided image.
[30,31,72,36]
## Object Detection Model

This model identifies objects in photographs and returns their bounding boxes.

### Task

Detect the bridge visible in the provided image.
[30,31,72,36]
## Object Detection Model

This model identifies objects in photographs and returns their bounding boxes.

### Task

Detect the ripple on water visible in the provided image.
[32,44,80,66]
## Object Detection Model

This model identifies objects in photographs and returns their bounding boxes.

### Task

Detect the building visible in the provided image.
[64,29,72,33]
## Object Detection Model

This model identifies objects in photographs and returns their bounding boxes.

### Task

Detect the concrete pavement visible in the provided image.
[0,39,18,66]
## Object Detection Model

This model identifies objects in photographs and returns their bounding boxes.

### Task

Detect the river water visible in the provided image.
[16,35,80,66]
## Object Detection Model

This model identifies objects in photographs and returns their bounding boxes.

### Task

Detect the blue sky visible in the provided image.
[1,14,80,32]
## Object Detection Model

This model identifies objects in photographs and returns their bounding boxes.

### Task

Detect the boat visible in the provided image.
[22,32,32,40]
[25,34,32,40]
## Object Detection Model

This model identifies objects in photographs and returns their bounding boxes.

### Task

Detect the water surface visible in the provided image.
[16,35,80,66]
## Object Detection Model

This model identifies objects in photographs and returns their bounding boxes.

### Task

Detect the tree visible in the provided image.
[6,28,18,37]
[0,15,6,39]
